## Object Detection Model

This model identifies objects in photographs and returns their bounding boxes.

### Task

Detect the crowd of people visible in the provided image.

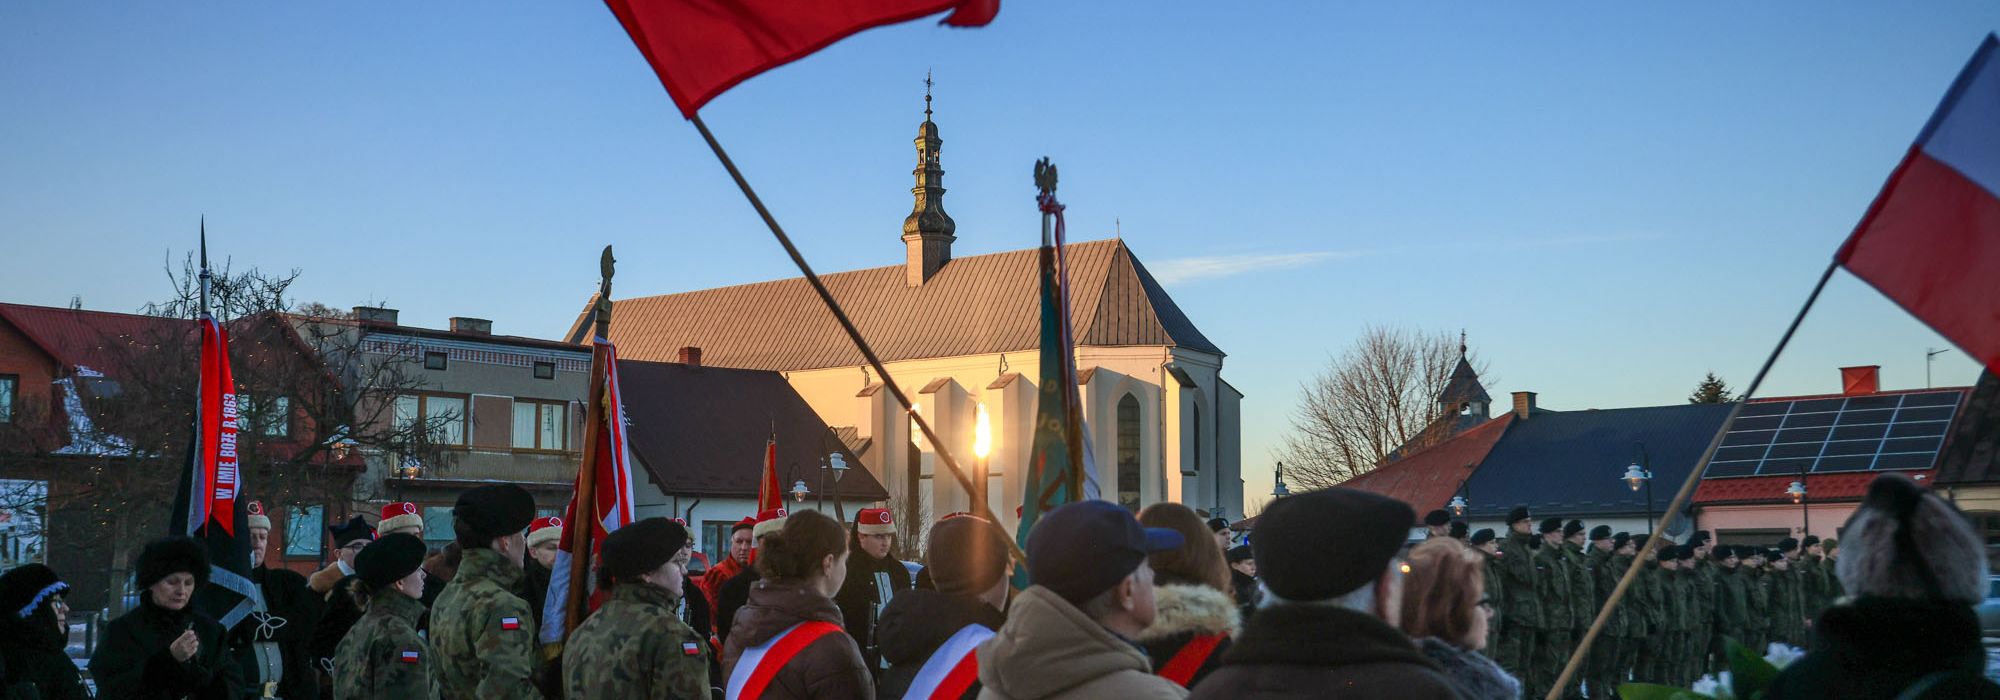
[0,469,1995,699]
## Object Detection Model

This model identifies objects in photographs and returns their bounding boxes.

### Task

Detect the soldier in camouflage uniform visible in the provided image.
[1670,546,1701,687]
[1531,517,1572,700]
[1558,520,1593,699]
[1633,539,1668,683]
[429,484,540,700]
[1582,526,1622,700]
[334,533,432,700]
[1743,548,1771,652]
[564,518,711,700]
[1471,528,1505,658]
[1713,545,1749,664]
[1769,542,1804,648]
[1688,532,1720,675]
[1495,507,1542,687]
[1611,535,1646,691]
[1799,535,1835,625]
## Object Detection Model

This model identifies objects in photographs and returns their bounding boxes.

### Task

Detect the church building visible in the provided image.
[569,95,1242,539]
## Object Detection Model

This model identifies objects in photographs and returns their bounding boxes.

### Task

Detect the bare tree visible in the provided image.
[1274,326,1488,490]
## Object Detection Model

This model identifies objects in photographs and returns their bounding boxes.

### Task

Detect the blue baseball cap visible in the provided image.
[1026,500,1184,604]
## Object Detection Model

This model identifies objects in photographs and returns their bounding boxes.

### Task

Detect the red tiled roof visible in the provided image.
[0,303,191,376]
[1339,414,1514,513]
[1692,470,1936,506]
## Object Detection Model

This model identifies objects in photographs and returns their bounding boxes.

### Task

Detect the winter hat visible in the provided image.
[1507,506,1531,525]
[752,509,789,540]
[1539,517,1564,535]
[1838,472,1987,604]
[329,515,376,548]
[0,564,67,621]
[1803,535,1822,548]
[1469,529,1497,546]
[378,502,424,534]
[1253,487,1414,602]
[1587,525,1610,541]
[1207,517,1231,534]
[601,518,690,581]
[731,516,757,534]
[1027,501,1182,605]
[1612,532,1632,550]
[1777,537,1800,554]
[1423,510,1451,528]
[245,501,271,531]
[1563,520,1585,538]
[1448,521,1469,540]
[355,533,428,590]
[1226,543,1255,563]
[1719,545,1740,562]
[526,516,565,549]
[855,508,895,536]
[927,515,1010,596]
[1690,530,1713,547]
[135,536,210,590]
[453,484,537,544]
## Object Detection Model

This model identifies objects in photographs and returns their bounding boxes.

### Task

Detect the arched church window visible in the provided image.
[1118,393,1142,511]
[1191,403,1202,473]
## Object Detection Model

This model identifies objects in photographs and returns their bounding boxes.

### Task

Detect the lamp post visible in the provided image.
[972,403,992,515]
[1448,474,1471,518]
[1787,480,1809,537]
[791,478,811,503]
[1624,442,1655,532]
[1271,461,1290,498]
[828,452,849,523]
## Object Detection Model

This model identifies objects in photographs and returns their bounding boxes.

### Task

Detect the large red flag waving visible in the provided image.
[603,0,998,118]
[1837,34,2000,373]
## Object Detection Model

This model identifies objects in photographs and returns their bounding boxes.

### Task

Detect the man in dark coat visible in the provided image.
[1189,487,1458,700]
[715,510,785,645]
[834,507,912,674]
[233,502,322,700]
[877,515,1011,699]
[1227,544,1260,621]
[1493,506,1540,687]
[307,514,375,694]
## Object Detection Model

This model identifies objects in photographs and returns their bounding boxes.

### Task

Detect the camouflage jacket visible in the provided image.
[1692,559,1719,628]
[1475,547,1503,630]
[1593,551,1636,638]
[1534,540,1571,629]
[1497,530,1542,628]
[1637,559,1666,633]
[332,591,429,700]
[1666,568,1694,633]
[429,548,539,700]
[1561,545,1594,630]
[562,581,712,700]
[1745,568,1771,633]
[1714,566,1749,637]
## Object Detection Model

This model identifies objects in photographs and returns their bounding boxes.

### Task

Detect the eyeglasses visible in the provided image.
[340,541,370,551]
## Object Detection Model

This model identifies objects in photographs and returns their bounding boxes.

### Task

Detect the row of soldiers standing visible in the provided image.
[1465,506,1845,700]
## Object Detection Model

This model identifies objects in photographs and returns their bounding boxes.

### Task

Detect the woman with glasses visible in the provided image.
[1398,537,1521,700]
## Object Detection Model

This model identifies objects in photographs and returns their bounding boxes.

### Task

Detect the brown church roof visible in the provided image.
[567,239,1222,371]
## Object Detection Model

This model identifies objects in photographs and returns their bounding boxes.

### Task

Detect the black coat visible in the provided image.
[88,597,242,700]
[1230,568,1261,620]
[1187,604,1458,700]
[0,602,88,700]
[521,558,551,629]
[834,545,912,673]
[306,574,361,675]
[1767,596,2000,700]
[875,589,1005,700]
[228,566,322,700]
[715,568,760,646]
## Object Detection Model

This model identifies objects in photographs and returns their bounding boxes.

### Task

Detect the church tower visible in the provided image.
[903,74,956,286]
[1439,332,1491,418]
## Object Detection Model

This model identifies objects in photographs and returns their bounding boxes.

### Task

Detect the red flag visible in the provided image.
[757,434,782,513]
[169,316,259,628]
[1836,34,2000,373]
[541,339,639,644]
[602,0,999,118]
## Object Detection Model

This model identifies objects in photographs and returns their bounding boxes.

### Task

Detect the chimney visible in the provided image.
[352,306,399,325]
[1841,365,1881,395]
[449,317,492,335]
[1512,391,1537,420]
[676,346,702,367]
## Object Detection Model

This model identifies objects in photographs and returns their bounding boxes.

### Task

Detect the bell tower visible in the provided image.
[903,73,956,286]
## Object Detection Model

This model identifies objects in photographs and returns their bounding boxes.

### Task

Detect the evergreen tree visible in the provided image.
[1690,372,1734,403]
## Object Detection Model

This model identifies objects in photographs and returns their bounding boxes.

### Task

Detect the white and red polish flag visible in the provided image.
[541,339,638,644]
[169,314,261,628]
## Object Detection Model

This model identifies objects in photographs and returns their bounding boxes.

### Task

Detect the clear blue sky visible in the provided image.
[3,3,1994,510]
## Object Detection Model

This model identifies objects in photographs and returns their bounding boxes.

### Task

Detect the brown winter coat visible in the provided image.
[1187,603,1460,700]
[976,585,1189,700]
[721,580,874,700]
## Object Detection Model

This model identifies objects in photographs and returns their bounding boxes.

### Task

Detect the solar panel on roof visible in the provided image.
[1703,389,1966,477]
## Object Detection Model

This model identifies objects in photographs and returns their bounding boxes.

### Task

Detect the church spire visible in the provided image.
[903,72,956,287]
[1441,331,1491,418]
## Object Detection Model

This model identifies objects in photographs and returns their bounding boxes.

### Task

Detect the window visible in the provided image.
[0,375,14,424]
[1117,393,1142,511]
[284,505,323,557]
[423,506,456,545]
[511,400,569,451]
[424,351,448,371]
[701,520,735,569]
[533,361,555,380]
[248,395,290,438]
[395,394,468,446]
[1190,403,1202,474]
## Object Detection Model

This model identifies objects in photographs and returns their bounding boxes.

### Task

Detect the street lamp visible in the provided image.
[1448,494,1469,518]
[1624,442,1655,532]
[791,479,811,503]
[1271,461,1290,498]
[1787,480,1810,536]
[827,452,849,523]
[972,403,992,514]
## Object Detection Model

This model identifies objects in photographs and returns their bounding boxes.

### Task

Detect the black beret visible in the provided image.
[1589,525,1612,541]
[930,516,1013,595]
[1719,545,1740,559]
[602,518,689,581]
[1612,532,1632,550]
[1690,530,1713,546]
[454,484,537,543]
[1253,488,1414,602]
[1226,543,1255,563]
[355,533,428,589]
[1424,510,1451,527]
[0,564,66,621]
[1674,544,1696,560]
[1207,517,1231,534]
[1803,535,1821,547]
[135,536,209,591]
[1563,520,1585,537]
[1470,529,1497,546]
[1448,521,1469,539]
[1539,517,1564,534]
[1777,537,1800,553]
[1508,506,1531,525]
[328,515,375,547]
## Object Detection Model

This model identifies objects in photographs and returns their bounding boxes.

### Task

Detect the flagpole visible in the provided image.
[199,216,212,319]
[562,246,615,644]
[688,113,1026,564]
[1546,260,1838,700]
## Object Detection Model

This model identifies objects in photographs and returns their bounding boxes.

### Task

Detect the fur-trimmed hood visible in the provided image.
[1416,637,1520,700]
[1136,583,1239,643]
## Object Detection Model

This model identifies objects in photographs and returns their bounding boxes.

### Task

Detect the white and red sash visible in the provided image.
[904,623,995,700]
[726,620,841,699]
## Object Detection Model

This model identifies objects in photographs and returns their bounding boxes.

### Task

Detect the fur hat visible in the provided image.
[378,502,424,534]
[855,508,895,536]
[1838,473,1986,604]
[135,536,209,591]
[0,564,67,621]
[1539,517,1564,535]
[526,516,565,549]
[245,501,271,531]
[1507,506,1531,525]
[752,509,788,540]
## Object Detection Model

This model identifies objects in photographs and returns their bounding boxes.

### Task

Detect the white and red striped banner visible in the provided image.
[904,623,994,700]
[540,338,638,644]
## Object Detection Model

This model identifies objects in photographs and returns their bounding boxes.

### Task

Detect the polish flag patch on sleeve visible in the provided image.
[400,649,421,664]
[500,616,522,631]
[683,641,702,656]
